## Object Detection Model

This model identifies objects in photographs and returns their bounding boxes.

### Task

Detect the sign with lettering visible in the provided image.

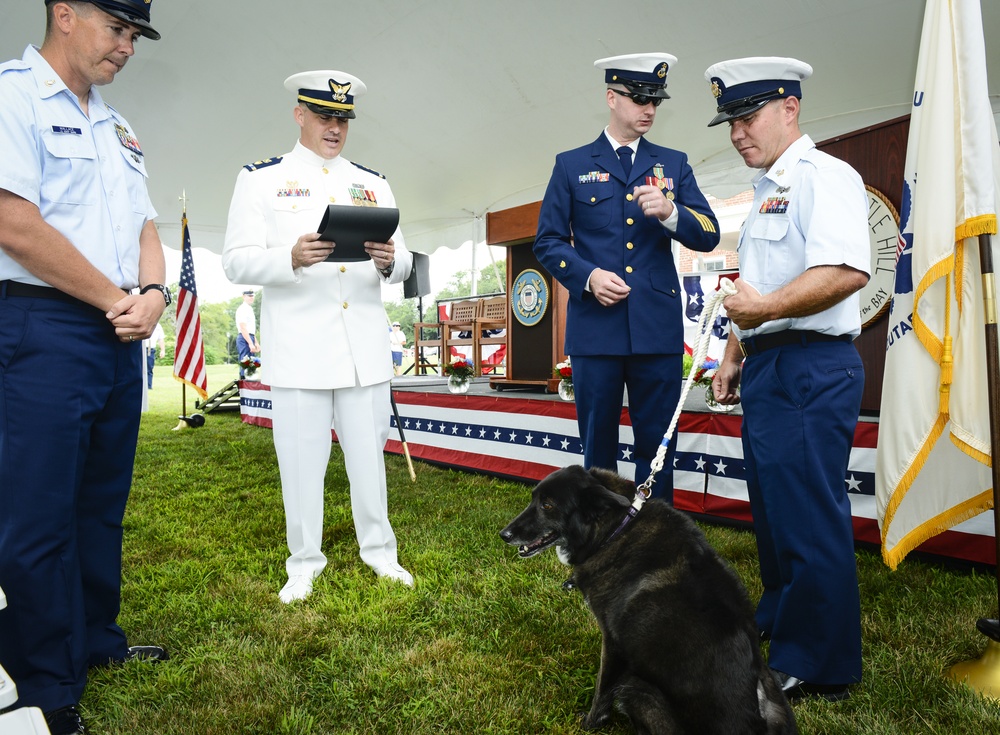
[860,186,899,329]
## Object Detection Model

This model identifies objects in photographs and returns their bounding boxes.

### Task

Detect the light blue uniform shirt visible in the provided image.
[0,45,156,289]
[735,134,870,339]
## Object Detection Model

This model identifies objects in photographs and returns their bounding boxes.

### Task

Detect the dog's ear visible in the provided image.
[579,473,632,518]
[593,483,632,510]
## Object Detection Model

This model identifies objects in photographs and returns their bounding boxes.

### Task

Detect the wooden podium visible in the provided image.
[486,201,567,392]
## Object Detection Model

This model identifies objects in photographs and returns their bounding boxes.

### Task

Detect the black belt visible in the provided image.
[1,280,98,310]
[739,329,852,357]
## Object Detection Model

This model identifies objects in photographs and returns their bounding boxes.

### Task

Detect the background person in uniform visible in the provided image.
[223,69,415,604]
[389,320,405,375]
[705,57,870,702]
[144,320,166,388]
[235,289,259,378]
[0,2,169,733]
[533,53,720,499]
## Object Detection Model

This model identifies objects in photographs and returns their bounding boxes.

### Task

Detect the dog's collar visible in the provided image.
[603,490,648,546]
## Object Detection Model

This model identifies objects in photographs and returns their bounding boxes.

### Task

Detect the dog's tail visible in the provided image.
[757,667,799,735]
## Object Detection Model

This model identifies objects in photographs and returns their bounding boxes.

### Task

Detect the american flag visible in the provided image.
[173,214,208,399]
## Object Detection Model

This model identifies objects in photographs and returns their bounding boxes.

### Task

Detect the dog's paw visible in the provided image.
[562,576,577,591]
[580,710,610,731]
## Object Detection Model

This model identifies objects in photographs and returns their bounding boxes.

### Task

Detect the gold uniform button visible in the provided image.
[590,196,596,203]
[329,196,336,203]
[626,242,634,250]
[340,266,346,273]
[559,260,566,268]
[322,168,329,174]
[291,204,297,210]
[342,302,348,309]
[626,193,633,201]
[626,266,634,274]
[626,218,634,225]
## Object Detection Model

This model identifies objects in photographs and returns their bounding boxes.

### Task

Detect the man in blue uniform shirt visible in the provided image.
[0,2,168,733]
[534,53,720,498]
[705,57,871,702]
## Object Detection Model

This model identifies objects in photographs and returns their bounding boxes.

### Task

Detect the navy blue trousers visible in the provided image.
[0,293,142,711]
[571,354,681,499]
[740,339,864,685]
[237,333,255,378]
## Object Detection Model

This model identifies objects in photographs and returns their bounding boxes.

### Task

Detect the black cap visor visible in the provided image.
[707,98,771,127]
[706,84,796,127]
[622,82,670,100]
[92,3,161,40]
[303,102,355,120]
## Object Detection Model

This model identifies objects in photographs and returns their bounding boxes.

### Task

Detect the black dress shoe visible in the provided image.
[124,644,169,662]
[44,705,87,735]
[770,668,850,702]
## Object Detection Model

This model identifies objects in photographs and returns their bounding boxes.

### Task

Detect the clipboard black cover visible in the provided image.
[317,204,400,262]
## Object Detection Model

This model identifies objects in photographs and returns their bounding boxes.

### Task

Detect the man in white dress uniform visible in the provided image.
[222,70,414,603]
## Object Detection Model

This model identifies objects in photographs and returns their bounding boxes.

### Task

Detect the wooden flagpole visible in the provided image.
[946,232,1000,696]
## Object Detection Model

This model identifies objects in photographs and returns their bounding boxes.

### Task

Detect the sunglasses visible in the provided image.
[611,89,663,107]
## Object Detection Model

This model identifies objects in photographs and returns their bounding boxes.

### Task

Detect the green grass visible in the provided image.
[72,366,1000,732]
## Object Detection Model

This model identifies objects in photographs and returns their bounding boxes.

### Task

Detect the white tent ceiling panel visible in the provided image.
[2,1,998,257]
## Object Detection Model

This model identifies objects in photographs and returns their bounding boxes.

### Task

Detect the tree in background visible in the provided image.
[155,286,260,367]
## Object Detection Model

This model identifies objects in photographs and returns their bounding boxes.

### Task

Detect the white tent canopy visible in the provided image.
[3,0,999,259]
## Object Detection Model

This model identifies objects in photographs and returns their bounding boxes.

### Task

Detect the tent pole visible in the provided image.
[946,232,1000,697]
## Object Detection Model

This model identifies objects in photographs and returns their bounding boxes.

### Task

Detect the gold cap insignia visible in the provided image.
[711,81,721,98]
[330,80,352,103]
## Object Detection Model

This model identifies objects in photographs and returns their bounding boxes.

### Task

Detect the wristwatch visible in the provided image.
[140,283,172,307]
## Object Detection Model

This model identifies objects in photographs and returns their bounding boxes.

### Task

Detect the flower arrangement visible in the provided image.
[553,358,572,386]
[241,356,261,377]
[682,355,718,386]
[553,358,574,401]
[443,358,475,380]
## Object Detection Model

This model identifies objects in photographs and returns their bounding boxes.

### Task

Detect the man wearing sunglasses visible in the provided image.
[534,53,720,500]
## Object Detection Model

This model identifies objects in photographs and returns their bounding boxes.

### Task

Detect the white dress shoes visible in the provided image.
[278,575,314,604]
[374,562,414,587]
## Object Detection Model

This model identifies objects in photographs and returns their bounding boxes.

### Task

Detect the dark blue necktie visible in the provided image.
[617,146,633,178]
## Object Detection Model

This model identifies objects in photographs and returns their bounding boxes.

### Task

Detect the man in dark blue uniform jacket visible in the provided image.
[534,53,720,498]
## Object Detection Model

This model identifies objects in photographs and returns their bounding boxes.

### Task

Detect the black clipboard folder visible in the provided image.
[317,204,400,262]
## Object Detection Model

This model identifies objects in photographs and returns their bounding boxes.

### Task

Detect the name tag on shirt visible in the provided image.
[51,126,82,135]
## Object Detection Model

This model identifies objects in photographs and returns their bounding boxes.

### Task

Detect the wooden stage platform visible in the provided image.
[238,376,996,567]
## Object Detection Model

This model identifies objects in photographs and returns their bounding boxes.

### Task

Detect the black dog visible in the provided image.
[500,466,797,735]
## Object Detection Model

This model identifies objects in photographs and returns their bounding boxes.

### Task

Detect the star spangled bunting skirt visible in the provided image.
[235,384,995,565]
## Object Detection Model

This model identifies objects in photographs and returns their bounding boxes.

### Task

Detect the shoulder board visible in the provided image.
[351,161,385,179]
[243,156,283,172]
[0,59,30,76]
